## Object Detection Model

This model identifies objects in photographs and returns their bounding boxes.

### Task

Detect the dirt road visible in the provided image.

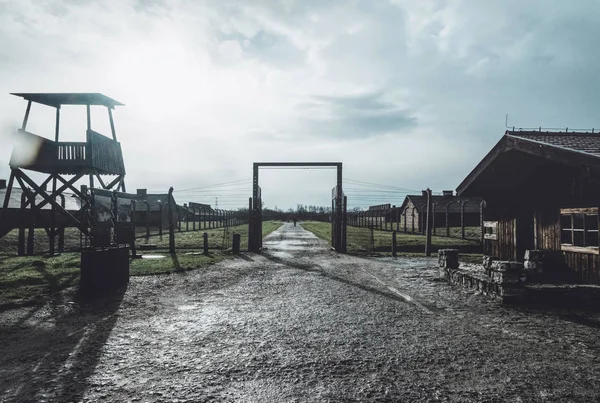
[1,222,600,402]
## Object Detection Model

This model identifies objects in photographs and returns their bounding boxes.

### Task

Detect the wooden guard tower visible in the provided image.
[0,93,127,254]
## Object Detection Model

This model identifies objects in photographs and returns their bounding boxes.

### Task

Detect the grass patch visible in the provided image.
[301,221,481,255]
[0,221,282,307]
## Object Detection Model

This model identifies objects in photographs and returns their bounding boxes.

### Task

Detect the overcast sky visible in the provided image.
[1,0,599,210]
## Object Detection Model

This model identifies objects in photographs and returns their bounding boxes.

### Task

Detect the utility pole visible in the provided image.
[215,197,218,210]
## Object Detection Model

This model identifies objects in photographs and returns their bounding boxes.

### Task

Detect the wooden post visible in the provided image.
[58,194,65,252]
[168,187,175,254]
[86,104,92,131]
[460,200,466,239]
[203,232,209,255]
[131,200,137,258]
[50,107,60,256]
[331,198,335,249]
[392,230,397,257]
[27,191,35,256]
[18,192,26,256]
[425,189,432,257]
[248,198,253,251]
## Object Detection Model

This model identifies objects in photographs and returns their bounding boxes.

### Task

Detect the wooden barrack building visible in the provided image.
[457,130,600,284]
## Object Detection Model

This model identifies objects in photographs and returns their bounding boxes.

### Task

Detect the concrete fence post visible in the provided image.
[203,232,209,255]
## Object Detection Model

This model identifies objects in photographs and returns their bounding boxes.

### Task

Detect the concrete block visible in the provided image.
[81,246,130,295]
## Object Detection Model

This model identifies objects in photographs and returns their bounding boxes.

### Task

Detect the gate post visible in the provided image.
[342,195,347,253]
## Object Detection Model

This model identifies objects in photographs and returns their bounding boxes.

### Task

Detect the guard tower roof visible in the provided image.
[10,93,124,108]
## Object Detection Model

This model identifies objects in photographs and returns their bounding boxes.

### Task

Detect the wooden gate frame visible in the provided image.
[248,162,345,252]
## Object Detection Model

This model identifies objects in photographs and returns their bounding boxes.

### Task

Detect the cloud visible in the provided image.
[299,92,417,139]
[0,0,599,209]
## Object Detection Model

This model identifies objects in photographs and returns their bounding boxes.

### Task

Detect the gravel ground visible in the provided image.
[1,222,600,402]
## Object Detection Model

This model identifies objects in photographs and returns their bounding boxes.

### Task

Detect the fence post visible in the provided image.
[185,205,189,232]
[192,205,196,231]
[158,201,163,238]
[425,189,432,257]
[178,206,182,232]
[167,187,175,254]
[392,230,397,257]
[446,201,452,238]
[203,232,209,255]
[232,233,240,254]
[131,200,137,258]
[370,222,375,253]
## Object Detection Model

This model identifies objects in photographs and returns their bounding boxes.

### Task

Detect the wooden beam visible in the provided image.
[560,207,599,215]
[1,170,16,211]
[560,244,600,255]
[106,175,122,190]
[108,107,117,141]
[95,173,107,189]
[22,101,32,130]
[54,174,88,201]
[24,172,83,211]
[15,171,83,229]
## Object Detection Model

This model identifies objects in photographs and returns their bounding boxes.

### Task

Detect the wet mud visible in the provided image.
[1,223,600,402]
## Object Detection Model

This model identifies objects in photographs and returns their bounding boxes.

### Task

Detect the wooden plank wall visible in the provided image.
[563,252,600,284]
[88,130,126,175]
[490,218,516,261]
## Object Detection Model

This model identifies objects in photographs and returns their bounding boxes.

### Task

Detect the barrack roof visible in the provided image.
[10,93,124,108]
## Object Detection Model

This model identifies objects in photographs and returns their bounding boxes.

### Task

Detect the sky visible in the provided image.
[1,0,599,210]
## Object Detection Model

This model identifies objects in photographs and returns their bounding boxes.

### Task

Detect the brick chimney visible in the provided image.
[442,190,454,196]
[0,179,6,190]
[137,189,147,196]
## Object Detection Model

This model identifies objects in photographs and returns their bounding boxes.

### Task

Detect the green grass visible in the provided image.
[0,221,283,307]
[301,221,481,255]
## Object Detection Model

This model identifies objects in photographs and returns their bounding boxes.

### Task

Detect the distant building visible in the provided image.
[398,191,483,233]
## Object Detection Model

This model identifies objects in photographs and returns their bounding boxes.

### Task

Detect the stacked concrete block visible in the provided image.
[524,250,544,282]
[490,261,525,299]
[438,249,459,278]
[482,255,494,277]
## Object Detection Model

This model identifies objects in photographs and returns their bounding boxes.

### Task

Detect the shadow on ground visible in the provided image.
[0,286,126,402]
